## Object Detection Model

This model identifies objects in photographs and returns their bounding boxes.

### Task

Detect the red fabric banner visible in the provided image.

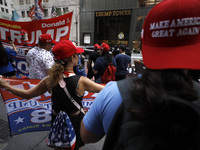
[0,12,73,46]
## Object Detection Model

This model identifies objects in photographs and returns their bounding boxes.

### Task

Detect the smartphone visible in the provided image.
[7,36,11,41]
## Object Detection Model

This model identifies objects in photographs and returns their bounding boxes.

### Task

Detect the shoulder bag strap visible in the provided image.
[117,77,136,102]
[59,79,85,115]
[103,77,137,150]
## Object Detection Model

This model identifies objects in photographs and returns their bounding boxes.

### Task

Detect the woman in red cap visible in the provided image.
[48,40,104,150]
[0,40,104,150]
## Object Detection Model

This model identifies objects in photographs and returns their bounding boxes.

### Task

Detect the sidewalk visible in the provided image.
[0,94,104,150]
[0,93,52,150]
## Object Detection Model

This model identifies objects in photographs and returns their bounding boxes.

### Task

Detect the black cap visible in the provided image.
[119,45,126,51]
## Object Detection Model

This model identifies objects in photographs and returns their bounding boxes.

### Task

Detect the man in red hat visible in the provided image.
[87,44,101,80]
[92,43,117,83]
[26,34,57,79]
[20,29,34,46]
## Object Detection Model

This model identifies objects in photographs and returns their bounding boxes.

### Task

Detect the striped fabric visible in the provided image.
[47,111,76,150]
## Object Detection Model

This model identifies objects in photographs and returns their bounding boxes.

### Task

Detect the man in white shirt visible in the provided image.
[26,34,57,79]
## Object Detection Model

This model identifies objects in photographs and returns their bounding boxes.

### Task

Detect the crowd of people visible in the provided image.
[1,0,200,149]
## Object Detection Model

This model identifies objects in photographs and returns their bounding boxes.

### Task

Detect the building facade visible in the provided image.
[80,0,162,49]
[11,0,80,44]
[0,0,14,20]
[1,0,163,48]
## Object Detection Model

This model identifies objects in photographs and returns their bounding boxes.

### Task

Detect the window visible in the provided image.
[26,0,30,5]
[44,9,48,17]
[19,0,24,5]
[5,8,8,13]
[21,11,25,18]
[1,7,4,12]
[27,11,30,17]
[0,0,2,5]
[63,7,69,14]
[11,4,13,8]
[4,0,7,6]
[138,0,162,7]
[56,7,62,16]
[84,34,91,45]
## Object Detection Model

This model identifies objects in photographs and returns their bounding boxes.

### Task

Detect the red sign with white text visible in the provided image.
[0,12,73,46]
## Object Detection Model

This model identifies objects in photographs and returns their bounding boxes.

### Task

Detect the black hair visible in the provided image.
[128,69,198,117]
[102,51,112,65]
[119,45,126,51]
[38,39,49,48]
[0,40,9,67]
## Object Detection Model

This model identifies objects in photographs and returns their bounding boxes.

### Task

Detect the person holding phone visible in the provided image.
[0,39,18,78]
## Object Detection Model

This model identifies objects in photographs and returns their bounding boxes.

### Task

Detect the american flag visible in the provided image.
[29,0,44,20]
[51,6,58,18]
[34,0,44,20]
[47,111,76,150]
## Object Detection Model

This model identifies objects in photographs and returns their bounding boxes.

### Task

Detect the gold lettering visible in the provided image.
[104,12,109,16]
[42,123,51,127]
[0,22,21,29]
[113,11,116,16]
[116,11,119,16]
[96,10,131,17]
[128,10,132,15]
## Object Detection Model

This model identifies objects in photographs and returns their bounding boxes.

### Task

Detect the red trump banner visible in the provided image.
[0,78,98,135]
[1,12,73,78]
[0,12,73,46]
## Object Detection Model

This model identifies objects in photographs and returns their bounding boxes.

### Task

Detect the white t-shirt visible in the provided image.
[26,46,55,79]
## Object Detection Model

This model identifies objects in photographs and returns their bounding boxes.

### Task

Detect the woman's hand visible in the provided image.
[9,41,18,54]
[0,75,10,89]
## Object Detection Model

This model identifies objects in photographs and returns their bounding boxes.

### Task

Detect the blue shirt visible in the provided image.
[83,81,123,134]
[115,54,131,75]
[0,48,17,74]
[93,57,117,82]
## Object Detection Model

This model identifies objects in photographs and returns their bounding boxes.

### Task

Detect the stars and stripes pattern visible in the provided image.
[47,111,76,150]
[28,0,44,20]
[34,0,44,20]
[51,6,58,18]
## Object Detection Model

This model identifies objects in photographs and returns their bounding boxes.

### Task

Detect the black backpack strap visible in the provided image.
[193,80,200,100]
[102,77,137,150]
[117,77,136,101]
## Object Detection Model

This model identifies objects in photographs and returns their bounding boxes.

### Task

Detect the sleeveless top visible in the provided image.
[52,75,83,114]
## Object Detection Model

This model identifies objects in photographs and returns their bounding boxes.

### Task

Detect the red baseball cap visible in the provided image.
[101,43,110,52]
[52,40,84,60]
[141,0,200,70]
[94,44,101,49]
[76,47,85,53]
[20,29,27,35]
[39,34,57,45]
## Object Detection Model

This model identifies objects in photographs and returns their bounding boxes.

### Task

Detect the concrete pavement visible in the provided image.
[0,93,105,150]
